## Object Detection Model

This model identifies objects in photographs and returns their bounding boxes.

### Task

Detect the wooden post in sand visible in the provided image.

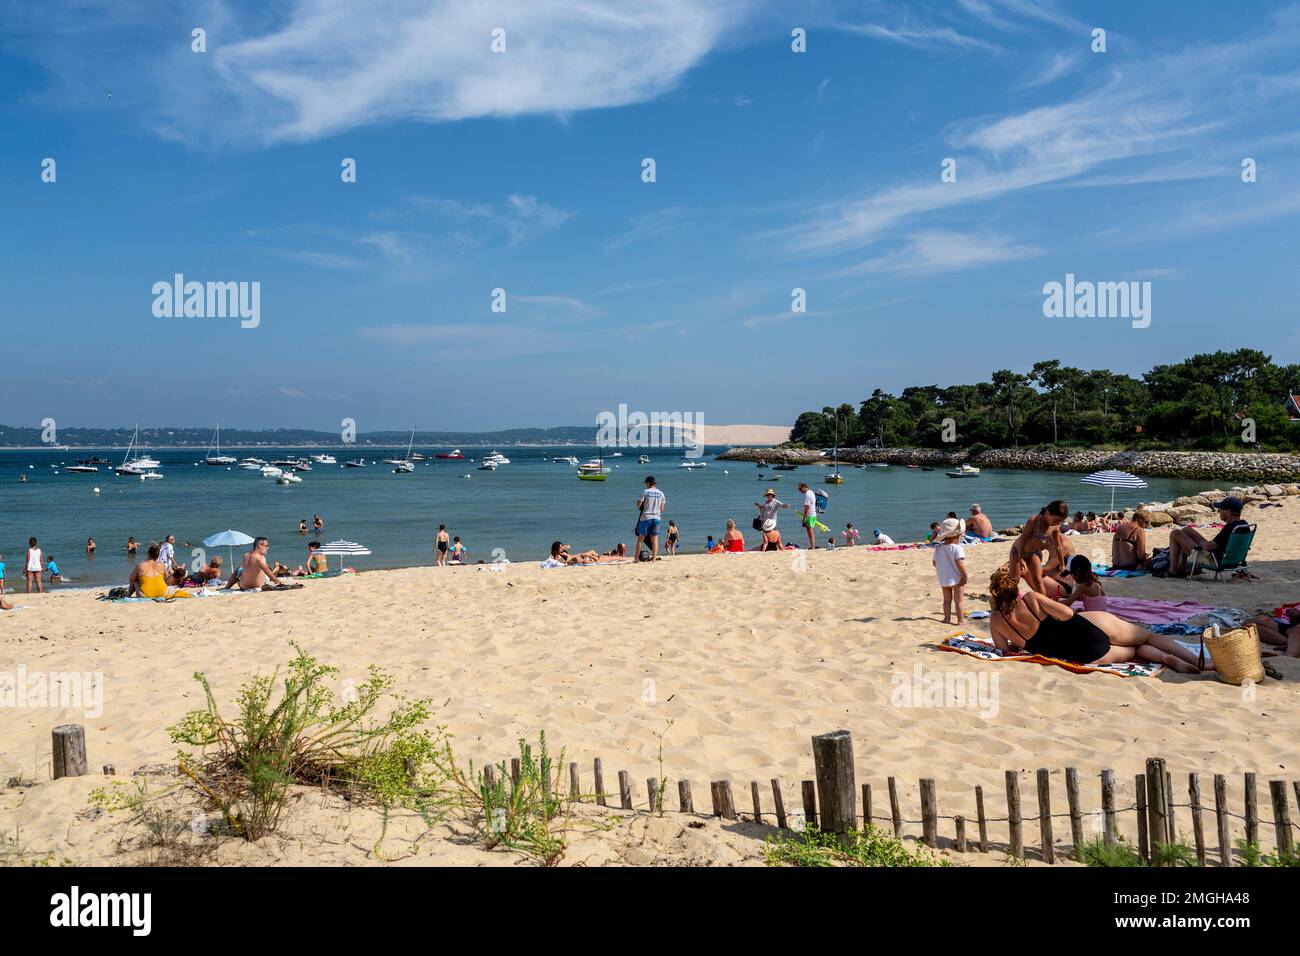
[1036,769,1055,864]
[1065,767,1083,854]
[593,758,606,807]
[750,781,762,825]
[919,778,938,849]
[1214,774,1232,867]
[770,779,787,829]
[801,780,817,829]
[510,758,521,789]
[1165,770,1176,838]
[717,780,737,820]
[484,763,498,790]
[647,778,660,814]
[954,815,967,853]
[51,725,88,780]
[811,731,856,838]
[1146,758,1171,865]
[1269,781,1294,855]
[568,762,580,803]
[1189,773,1206,867]
[862,784,872,831]
[888,777,903,837]
[1244,773,1259,847]
[1005,771,1023,860]
[102,764,115,776]
[975,785,988,852]
[618,771,633,810]
[1135,775,1149,863]
[678,779,693,814]
[1101,769,1117,847]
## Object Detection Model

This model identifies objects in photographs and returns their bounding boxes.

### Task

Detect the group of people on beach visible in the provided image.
[982,495,1256,673]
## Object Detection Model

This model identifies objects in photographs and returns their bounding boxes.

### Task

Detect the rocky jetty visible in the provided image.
[716,446,1300,482]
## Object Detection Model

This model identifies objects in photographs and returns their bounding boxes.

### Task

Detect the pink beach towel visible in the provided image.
[1068,596,1217,625]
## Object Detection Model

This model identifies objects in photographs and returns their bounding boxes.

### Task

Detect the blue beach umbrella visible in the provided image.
[1079,470,1148,511]
[202,529,255,568]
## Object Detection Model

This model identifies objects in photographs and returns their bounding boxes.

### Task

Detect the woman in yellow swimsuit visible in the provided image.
[129,543,170,598]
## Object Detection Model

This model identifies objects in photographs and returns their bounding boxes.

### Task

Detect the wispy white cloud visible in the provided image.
[836,21,1002,54]
[838,230,1040,276]
[9,1,753,147]
[605,207,688,253]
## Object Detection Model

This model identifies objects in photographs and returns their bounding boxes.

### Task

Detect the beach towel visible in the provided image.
[1093,565,1147,578]
[1069,597,1218,625]
[938,632,1165,678]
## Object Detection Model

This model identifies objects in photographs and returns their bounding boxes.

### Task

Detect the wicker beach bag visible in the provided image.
[1200,624,1266,685]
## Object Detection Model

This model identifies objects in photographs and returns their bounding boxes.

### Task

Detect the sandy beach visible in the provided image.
[4,503,1299,866]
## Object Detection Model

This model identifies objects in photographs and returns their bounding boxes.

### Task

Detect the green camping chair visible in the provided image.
[1187,523,1257,581]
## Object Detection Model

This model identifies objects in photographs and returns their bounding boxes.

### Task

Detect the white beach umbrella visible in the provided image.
[316,540,371,558]
[202,529,255,568]
[1079,469,1148,511]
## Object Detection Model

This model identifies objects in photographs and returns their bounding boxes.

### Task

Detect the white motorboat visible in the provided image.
[276,472,302,485]
[678,460,707,469]
[238,458,265,470]
[392,460,415,474]
[946,464,981,478]
[344,459,366,468]
[203,425,237,465]
[310,454,337,465]
[553,456,579,465]
[476,461,497,471]
[638,455,650,465]
[384,429,417,469]
[139,470,164,480]
[578,459,609,473]
[260,466,284,478]
[273,458,311,472]
[65,464,99,473]
[484,451,510,465]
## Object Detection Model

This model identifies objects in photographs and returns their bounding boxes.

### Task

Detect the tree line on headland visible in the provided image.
[789,350,1300,452]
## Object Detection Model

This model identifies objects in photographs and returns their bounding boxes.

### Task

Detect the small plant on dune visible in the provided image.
[88,779,218,866]
[168,643,434,841]
[651,719,675,817]
[764,824,949,867]
[1079,836,1146,867]
[424,732,578,865]
[1237,839,1300,867]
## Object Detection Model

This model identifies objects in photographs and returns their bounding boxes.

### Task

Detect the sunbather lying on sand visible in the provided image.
[988,566,1209,674]
[1248,608,1300,658]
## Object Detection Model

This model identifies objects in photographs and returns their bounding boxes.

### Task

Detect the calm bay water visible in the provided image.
[0,446,1215,589]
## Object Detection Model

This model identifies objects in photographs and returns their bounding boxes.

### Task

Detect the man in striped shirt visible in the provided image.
[754,488,789,528]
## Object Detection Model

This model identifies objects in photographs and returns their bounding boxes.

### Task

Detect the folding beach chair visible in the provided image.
[1187,523,1257,581]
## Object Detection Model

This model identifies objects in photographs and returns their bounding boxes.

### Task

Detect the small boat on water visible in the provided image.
[238,457,266,470]
[868,462,888,469]
[773,463,798,471]
[344,459,366,468]
[577,463,606,481]
[410,453,427,461]
[260,465,283,478]
[756,459,768,468]
[310,454,337,465]
[477,461,497,472]
[65,464,99,473]
[483,451,510,465]
[276,472,302,485]
[116,426,162,475]
[436,449,464,460]
[203,425,237,466]
[553,455,579,466]
[946,464,981,478]
[824,412,846,484]
[392,460,415,474]
[921,466,935,472]
[678,460,707,469]
[139,470,164,480]
[638,455,650,465]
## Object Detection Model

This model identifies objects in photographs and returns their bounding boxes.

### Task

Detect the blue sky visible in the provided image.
[2,0,1298,431]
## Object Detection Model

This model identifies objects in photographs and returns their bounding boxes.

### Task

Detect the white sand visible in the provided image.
[3,505,1298,865]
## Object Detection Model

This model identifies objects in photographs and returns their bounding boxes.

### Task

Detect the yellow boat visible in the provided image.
[824,473,844,484]
[578,461,607,481]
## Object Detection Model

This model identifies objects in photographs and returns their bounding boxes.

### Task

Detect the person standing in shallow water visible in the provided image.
[435,524,449,566]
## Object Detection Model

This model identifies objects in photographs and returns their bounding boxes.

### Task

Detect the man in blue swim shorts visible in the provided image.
[634,475,667,561]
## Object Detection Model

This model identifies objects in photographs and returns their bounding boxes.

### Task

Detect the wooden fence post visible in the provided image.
[1244,772,1258,847]
[750,780,762,825]
[770,779,787,829]
[1269,780,1294,856]
[1065,767,1083,854]
[594,758,606,807]
[678,779,693,814]
[976,785,988,852]
[954,815,967,853]
[569,762,580,803]
[919,778,938,849]
[1036,769,1055,864]
[1005,771,1023,860]
[618,771,632,810]
[1146,758,1170,865]
[1135,775,1149,863]
[1189,773,1206,867]
[1101,769,1117,847]
[862,783,872,831]
[888,777,903,837]
[801,780,817,830]
[1214,774,1232,868]
[811,730,856,838]
[51,725,88,780]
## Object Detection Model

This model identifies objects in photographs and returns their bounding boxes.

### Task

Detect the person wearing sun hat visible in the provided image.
[873,528,895,545]
[1166,495,1248,577]
[753,488,789,535]
[931,517,968,624]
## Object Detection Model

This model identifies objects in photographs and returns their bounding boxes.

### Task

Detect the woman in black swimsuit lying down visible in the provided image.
[987,566,1208,673]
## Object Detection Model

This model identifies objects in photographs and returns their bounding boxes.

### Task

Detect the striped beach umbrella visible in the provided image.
[1080,469,1148,510]
[316,539,372,557]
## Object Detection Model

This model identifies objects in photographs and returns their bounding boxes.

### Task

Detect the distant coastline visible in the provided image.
[718,446,1300,482]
